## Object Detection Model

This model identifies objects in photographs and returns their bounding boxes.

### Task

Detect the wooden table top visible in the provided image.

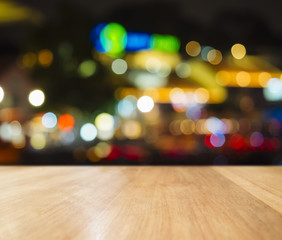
[0,167,281,240]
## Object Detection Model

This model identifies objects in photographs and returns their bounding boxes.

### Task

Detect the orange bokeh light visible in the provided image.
[58,114,75,131]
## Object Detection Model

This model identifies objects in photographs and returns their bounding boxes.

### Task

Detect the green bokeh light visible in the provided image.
[78,60,96,78]
[150,34,180,53]
[100,23,127,57]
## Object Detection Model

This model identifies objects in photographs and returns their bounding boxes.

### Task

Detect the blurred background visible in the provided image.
[1,0,282,165]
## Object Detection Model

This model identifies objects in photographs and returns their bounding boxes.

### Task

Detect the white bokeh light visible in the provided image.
[111,59,127,75]
[0,86,4,103]
[80,123,97,141]
[28,89,45,107]
[42,112,57,129]
[137,96,154,113]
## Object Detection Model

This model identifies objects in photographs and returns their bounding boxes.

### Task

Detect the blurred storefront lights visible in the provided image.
[28,89,45,107]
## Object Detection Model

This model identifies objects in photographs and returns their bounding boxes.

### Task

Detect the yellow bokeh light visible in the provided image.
[207,49,222,65]
[258,72,272,87]
[122,120,142,139]
[236,71,251,87]
[86,146,100,162]
[231,43,246,59]
[30,133,46,150]
[194,88,210,103]
[22,52,37,68]
[180,119,195,135]
[95,113,114,131]
[186,41,201,57]
[95,142,112,158]
[216,71,230,86]
[38,49,53,67]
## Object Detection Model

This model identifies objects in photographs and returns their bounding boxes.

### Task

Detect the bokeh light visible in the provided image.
[231,43,246,59]
[95,142,112,158]
[60,131,75,145]
[146,57,161,73]
[117,95,137,118]
[210,133,225,147]
[207,49,222,65]
[97,130,114,141]
[258,72,272,87]
[250,132,264,147]
[78,60,96,78]
[42,112,57,129]
[236,71,251,87]
[122,120,142,139]
[80,123,97,141]
[201,46,214,61]
[194,88,209,103]
[100,22,127,56]
[95,113,115,131]
[205,134,214,148]
[185,41,201,56]
[28,89,45,107]
[137,96,154,113]
[111,59,127,74]
[30,133,46,150]
[186,105,201,121]
[180,119,195,134]
[21,52,37,68]
[216,71,231,86]
[38,49,53,67]
[169,88,187,112]
[263,78,282,101]
[0,86,4,102]
[175,62,191,78]
[230,134,244,149]
[206,117,227,134]
[58,114,75,131]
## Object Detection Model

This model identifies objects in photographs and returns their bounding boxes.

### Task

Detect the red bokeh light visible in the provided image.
[230,134,244,149]
[205,134,214,148]
[58,114,75,131]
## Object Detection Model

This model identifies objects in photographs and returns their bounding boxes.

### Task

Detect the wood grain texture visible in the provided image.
[0,167,281,240]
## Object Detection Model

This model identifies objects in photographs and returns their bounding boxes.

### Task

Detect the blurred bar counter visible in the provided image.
[0,166,281,239]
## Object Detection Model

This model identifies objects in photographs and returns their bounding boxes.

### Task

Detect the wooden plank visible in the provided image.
[213,166,282,214]
[0,167,281,240]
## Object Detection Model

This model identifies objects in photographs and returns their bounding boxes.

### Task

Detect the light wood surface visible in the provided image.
[0,167,281,240]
